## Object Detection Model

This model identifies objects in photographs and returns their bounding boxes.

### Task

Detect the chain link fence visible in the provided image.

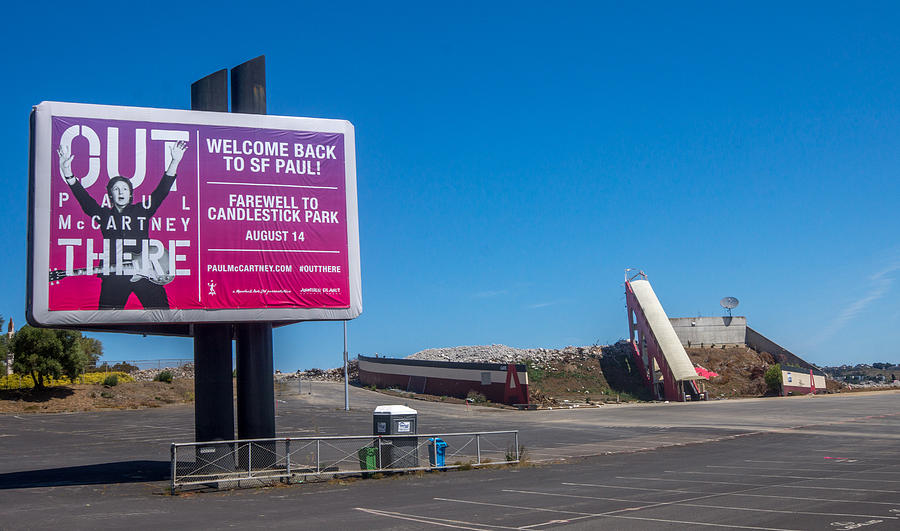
[171,430,520,492]
[104,359,193,371]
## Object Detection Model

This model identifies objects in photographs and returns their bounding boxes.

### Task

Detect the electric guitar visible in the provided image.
[48,249,175,286]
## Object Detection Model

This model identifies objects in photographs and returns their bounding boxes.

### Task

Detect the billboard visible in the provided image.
[28,101,360,326]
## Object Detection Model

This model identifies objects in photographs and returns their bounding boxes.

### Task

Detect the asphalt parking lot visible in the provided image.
[1,385,898,530]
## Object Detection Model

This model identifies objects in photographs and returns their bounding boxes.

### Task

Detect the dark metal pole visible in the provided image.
[231,55,276,442]
[236,322,275,439]
[231,55,266,115]
[191,69,228,112]
[343,321,349,411]
[191,71,234,444]
[193,324,234,442]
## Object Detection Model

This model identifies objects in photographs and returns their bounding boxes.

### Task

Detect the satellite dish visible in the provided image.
[720,296,739,316]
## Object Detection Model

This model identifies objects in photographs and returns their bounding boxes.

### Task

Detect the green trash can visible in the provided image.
[358,446,378,476]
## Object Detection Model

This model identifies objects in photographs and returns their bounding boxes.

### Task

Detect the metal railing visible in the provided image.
[171,430,520,492]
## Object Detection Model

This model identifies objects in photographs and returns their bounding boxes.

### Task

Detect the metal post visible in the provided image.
[231,55,266,115]
[343,321,349,411]
[193,324,234,443]
[170,444,176,494]
[315,439,320,474]
[515,432,519,462]
[285,438,291,478]
[476,434,481,465]
[377,437,382,469]
[191,69,235,446]
[231,57,276,464]
[236,323,275,441]
[248,442,253,476]
[191,68,228,112]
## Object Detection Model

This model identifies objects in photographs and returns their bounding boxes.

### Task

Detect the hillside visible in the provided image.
[398,341,842,405]
[292,341,850,406]
[524,344,780,404]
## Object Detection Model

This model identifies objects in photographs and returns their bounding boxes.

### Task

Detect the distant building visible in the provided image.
[781,365,826,395]
[669,316,821,373]
[358,355,529,405]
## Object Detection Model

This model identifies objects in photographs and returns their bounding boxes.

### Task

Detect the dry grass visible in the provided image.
[0,379,195,413]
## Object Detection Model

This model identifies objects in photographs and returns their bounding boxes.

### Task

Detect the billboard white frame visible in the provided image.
[28,101,361,326]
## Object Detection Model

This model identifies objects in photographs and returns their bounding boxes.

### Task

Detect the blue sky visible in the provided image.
[2,1,899,370]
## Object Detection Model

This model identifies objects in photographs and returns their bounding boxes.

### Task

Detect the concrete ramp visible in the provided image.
[626,274,703,401]
[629,280,700,381]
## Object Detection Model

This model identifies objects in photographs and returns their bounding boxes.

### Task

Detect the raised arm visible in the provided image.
[58,145,102,217]
[165,140,188,177]
[147,141,189,216]
[58,145,76,185]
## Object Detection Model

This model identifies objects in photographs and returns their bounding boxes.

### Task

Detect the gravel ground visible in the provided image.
[130,364,195,382]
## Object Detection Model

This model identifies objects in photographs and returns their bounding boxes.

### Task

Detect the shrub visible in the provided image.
[84,372,132,385]
[102,374,118,387]
[466,390,487,403]
[765,364,782,395]
[525,359,547,384]
[111,361,139,373]
[453,461,473,471]
[0,371,132,389]
[506,445,526,463]
[156,370,173,384]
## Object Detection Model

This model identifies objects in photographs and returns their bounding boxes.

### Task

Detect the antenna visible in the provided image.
[720,296,739,317]
[625,268,647,283]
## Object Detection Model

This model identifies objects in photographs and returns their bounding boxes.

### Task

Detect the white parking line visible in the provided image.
[734,463,893,470]
[355,507,514,530]
[810,450,900,456]
[432,497,800,531]
[563,482,900,507]
[502,489,898,520]
[617,476,900,493]
[671,470,900,483]
[562,482,693,494]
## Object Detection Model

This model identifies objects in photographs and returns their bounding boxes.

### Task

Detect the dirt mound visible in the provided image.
[0,380,195,413]
[686,346,773,398]
[525,342,651,406]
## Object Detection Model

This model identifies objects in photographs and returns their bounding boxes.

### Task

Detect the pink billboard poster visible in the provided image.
[46,114,351,313]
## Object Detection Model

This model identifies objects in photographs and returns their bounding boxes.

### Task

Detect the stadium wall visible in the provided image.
[357,355,529,405]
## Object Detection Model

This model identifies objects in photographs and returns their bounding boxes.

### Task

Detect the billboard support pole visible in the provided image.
[190,69,234,444]
[343,321,349,411]
[231,56,276,442]
[236,322,275,439]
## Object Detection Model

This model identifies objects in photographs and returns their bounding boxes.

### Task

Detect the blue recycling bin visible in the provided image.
[428,438,448,467]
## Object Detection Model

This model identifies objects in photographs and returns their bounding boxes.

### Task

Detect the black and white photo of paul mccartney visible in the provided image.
[57,140,188,309]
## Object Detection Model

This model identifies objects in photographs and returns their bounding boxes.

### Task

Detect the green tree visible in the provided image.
[764,363,783,395]
[77,336,103,369]
[10,326,97,390]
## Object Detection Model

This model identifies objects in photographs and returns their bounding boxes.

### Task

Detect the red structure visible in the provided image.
[358,356,529,405]
[780,365,826,396]
[625,271,706,402]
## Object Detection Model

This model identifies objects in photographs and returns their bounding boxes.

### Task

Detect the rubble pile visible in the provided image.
[130,363,195,382]
[407,344,604,366]
[276,360,359,382]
